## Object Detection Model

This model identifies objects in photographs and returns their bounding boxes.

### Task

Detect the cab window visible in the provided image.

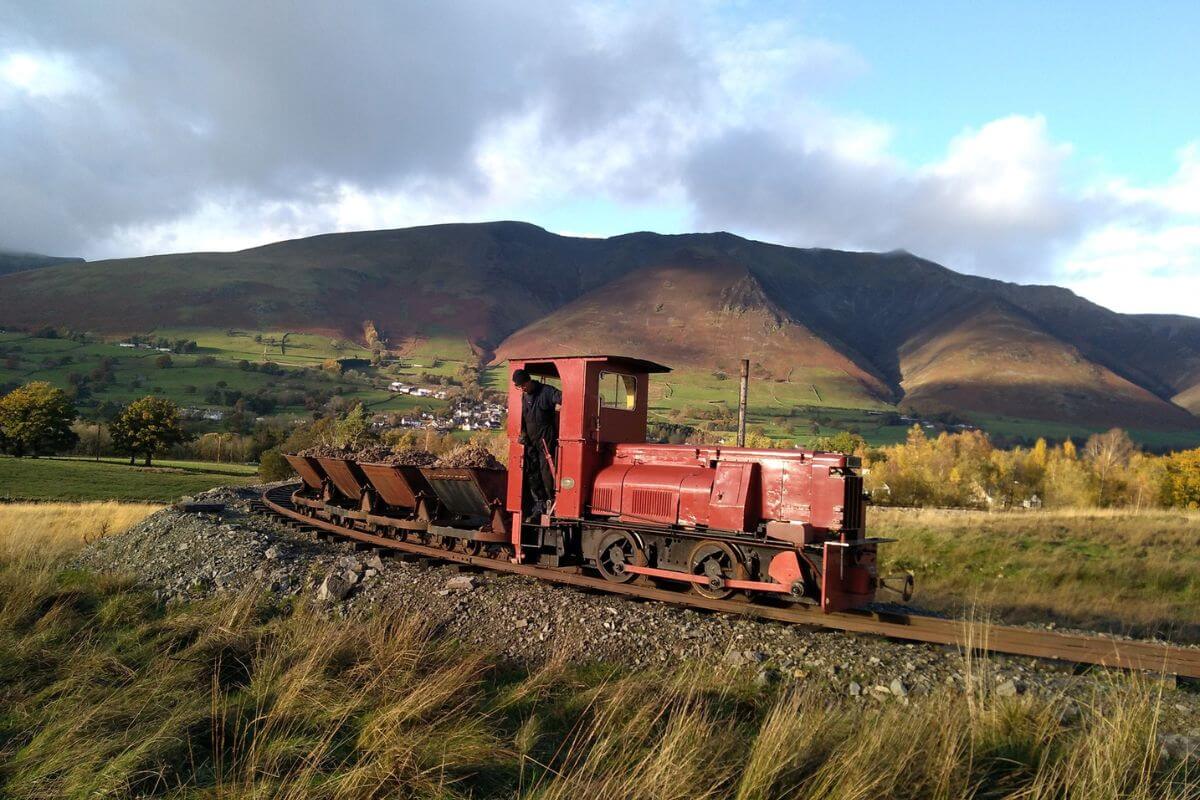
[598,371,637,411]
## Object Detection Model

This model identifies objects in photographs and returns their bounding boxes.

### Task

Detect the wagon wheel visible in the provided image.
[440,535,458,552]
[595,531,645,583]
[689,541,746,600]
[455,538,482,557]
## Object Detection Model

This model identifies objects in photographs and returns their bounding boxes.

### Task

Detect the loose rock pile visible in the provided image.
[435,442,503,469]
[73,484,1200,736]
[296,444,456,467]
[348,445,394,462]
[377,449,439,467]
[297,445,352,458]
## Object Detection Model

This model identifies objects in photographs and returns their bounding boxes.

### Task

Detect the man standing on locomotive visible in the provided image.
[513,368,561,521]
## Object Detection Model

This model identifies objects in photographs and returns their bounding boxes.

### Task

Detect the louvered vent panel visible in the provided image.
[630,488,675,522]
[592,487,615,512]
[843,475,865,533]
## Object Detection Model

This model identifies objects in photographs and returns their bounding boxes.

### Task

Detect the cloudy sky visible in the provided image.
[1,1,1198,315]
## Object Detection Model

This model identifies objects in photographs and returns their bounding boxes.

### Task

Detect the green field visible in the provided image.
[0,456,257,501]
[0,331,449,423]
[54,456,258,476]
[151,327,372,366]
[969,412,1200,450]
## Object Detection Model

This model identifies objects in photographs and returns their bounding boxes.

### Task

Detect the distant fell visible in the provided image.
[0,249,84,277]
[0,221,1196,431]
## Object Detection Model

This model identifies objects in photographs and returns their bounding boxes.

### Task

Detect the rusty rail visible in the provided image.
[258,486,1200,678]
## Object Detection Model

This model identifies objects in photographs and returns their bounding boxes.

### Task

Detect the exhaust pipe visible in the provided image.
[737,358,749,447]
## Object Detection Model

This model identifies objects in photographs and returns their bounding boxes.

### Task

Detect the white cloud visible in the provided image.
[1056,142,1200,315]
[682,113,1095,280]
[928,116,1074,222]
[0,50,91,99]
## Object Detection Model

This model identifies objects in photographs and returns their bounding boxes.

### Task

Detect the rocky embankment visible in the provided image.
[73,485,1199,751]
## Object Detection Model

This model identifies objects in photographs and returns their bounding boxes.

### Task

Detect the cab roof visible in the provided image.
[506,355,671,374]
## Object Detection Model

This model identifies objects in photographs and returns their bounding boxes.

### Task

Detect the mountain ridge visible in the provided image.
[0,249,85,278]
[0,221,1196,430]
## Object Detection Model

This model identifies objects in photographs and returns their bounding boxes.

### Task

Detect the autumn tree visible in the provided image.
[1161,449,1200,509]
[1083,428,1137,506]
[0,381,78,456]
[110,396,189,466]
[1042,443,1095,507]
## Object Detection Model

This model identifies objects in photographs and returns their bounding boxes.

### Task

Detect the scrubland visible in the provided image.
[877,506,1200,640]
[0,503,1196,798]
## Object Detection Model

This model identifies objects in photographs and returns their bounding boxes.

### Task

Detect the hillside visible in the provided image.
[496,256,893,407]
[897,299,1196,428]
[1135,314,1200,414]
[1,221,1198,432]
[0,250,83,278]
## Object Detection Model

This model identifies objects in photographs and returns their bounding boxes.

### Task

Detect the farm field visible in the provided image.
[0,456,257,501]
[0,502,1192,797]
[876,506,1200,641]
[968,412,1200,452]
[54,456,258,475]
[0,330,450,422]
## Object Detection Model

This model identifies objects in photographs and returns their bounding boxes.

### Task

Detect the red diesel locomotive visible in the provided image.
[285,355,890,612]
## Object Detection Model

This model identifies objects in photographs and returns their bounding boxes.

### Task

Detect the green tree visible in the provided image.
[0,381,78,457]
[813,431,866,455]
[334,403,373,449]
[110,396,189,466]
[258,447,295,481]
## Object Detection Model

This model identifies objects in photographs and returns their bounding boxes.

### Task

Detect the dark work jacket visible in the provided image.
[521,381,561,445]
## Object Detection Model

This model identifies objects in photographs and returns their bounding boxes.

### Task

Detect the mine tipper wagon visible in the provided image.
[287,354,890,612]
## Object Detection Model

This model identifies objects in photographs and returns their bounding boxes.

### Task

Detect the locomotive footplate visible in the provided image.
[619,562,805,596]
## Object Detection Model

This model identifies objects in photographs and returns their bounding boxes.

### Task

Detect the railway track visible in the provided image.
[257,485,1200,679]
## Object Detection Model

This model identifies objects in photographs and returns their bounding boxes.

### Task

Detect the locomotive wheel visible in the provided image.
[689,541,746,600]
[595,531,645,583]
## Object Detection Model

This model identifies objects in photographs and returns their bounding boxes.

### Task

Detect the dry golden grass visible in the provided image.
[521,662,1194,800]
[0,504,1196,797]
[0,501,160,564]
